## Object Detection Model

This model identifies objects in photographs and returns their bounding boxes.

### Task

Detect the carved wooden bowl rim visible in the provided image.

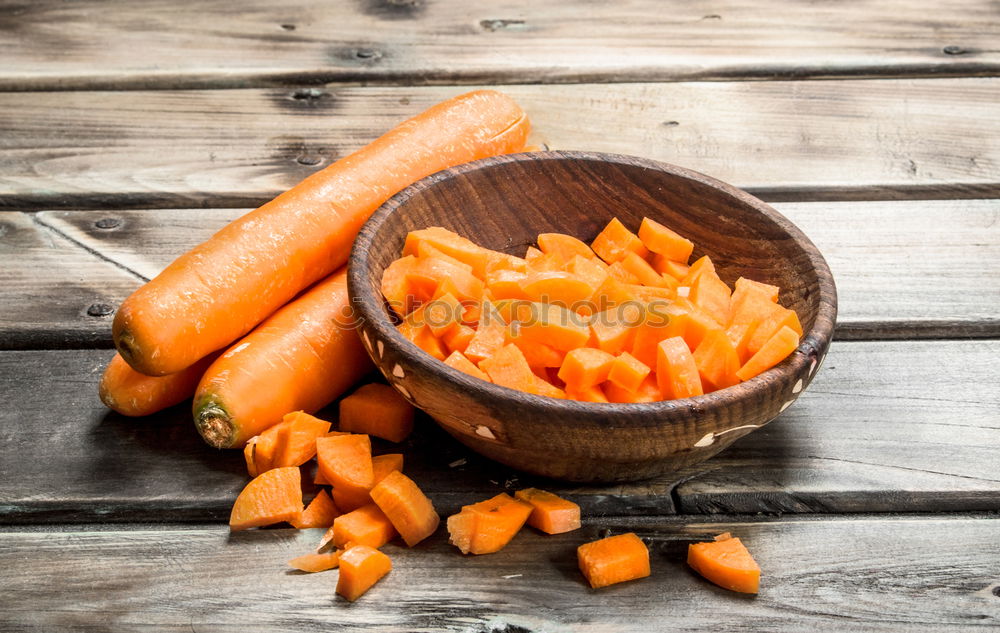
[348,151,837,430]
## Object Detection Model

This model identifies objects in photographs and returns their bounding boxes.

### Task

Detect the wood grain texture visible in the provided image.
[1,340,997,523]
[349,151,836,481]
[2,79,999,209]
[1,516,998,632]
[0,0,997,90]
[0,212,142,349]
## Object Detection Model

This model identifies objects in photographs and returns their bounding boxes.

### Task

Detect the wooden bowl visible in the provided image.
[348,152,836,482]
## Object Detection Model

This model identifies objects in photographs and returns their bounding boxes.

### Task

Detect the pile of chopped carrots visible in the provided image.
[382,217,802,402]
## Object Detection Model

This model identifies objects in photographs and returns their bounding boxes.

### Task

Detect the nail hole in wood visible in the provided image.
[86,303,115,317]
[280,23,296,31]
[295,154,322,166]
[94,217,121,230]
[480,19,525,32]
[290,89,329,102]
[993,585,1000,598]
[663,121,680,127]
[354,47,381,60]
[598,528,612,539]
[702,14,722,20]
[943,45,966,55]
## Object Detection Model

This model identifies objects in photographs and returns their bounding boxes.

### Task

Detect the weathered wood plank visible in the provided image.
[1,516,997,631]
[2,79,998,209]
[1,0,997,91]
[18,198,999,349]
[1,341,996,523]
[0,212,142,349]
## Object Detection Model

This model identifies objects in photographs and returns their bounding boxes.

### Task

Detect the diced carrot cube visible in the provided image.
[693,329,741,391]
[339,383,415,443]
[515,303,591,351]
[421,292,465,337]
[416,240,475,272]
[519,271,596,309]
[688,533,760,593]
[681,255,716,286]
[447,493,533,555]
[565,383,610,403]
[620,251,670,288]
[331,503,397,549]
[725,322,757,364]
[486,269,530,300]
[291,489,341,529]
[656,336,704,399]
[316,434,374,498]
[533,377,567,399]
[589,303,643,355]
[525,251,564,272]
[735,277,780,303]
[736,325,800,382]
[729,283,780,327]
[605,375,662,403]
[369,471,440,547]
[607,261,640,284]
[464,301,507,363]
[558,347,616,388]
[537,232,596,261]
[510,336,566,369]
[638,217,694,263]
[746,307,803,357]
[406,256,484,303]
[479,343,538,394]
[514,488,581,534]
[403,227,492,277]
[591,218,649,264]
[229,466,303,531]
[689,270,732,327]
[607,351,651,393]
[652,255,690,281]
[330,453,404,514]
[443,323,476,353]
[380,255,420,318]
[567,254,609,291]
[444,350,492,381]
[336,545,392,601]
[577,532,650,589]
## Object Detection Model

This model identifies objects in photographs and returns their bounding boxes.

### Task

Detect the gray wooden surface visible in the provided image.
[2,339,995,523]
[2,79,999,209]
[3,199,997,349]
[2,0,997,91]
[1,516,997,632]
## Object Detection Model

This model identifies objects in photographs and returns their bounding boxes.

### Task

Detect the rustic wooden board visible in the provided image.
[2,340,997,523]
[1,516,998,631]
[2,79,999,209]
[0,212,142,349]
[16,198,998,350]
[1,0,997,90]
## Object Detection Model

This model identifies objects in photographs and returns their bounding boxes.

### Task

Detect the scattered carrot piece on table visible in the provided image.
[336,545,393,602]
[577,532,651,589]
[291,489,340,530]
[229,466,303,531]
[514,488,581,534]
[329,504,397,549]
[687,532,761,593]
[369,471,440,547]
[339,383,415,443]
[288,551,341,573]
[447,493,533,555]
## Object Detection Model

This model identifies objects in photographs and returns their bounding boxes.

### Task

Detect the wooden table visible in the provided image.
[2,2,998,630]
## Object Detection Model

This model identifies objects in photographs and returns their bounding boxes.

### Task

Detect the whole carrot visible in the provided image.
[114,90,530,376]
[99,352,215,417]
[193,268,373,448]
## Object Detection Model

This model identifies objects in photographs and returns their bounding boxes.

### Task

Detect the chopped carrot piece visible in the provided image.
[291,489,341,529]
[288,551,341,573]
[638,217,694,263]
[486,269,530,301]
[243,427,283,478]
[525,251,564,272]
[524,246,544,261]
[693,329,741,391]
[399,319,448,360]
[679,307,722,351]
[229,466,303,531]
[479,343,538,394]
[370,471,440,547]
[620,251,670,288]
[402,226,492,277]
[533,377,567,399]
[577,532,650,588]
[567,254,609,291]
[485,251,528,274]
[537,232,596,261]
[464,301,507,363]
[515,303,591,351]
[447,493,533,555]
[420,292,465,337]
[630,303,684,367]
[681,255,716,287]
[729,283,779,327]
[606,375,662,403]
[509,335,566,369]
[331,503,397,549]
[607,261,640,284]
[725,322,757,364]
[652,255,690,280]
[443,323,476,353]
[735,277,780,303]
[736,325,800,382]
[336,545,392,601]
[591,218,649,264]
[330,453,404,514]
[380,255,420,318]
[520,271,596,308]
[746,307,803,357]
[689,270,732,326]
[688,533,760,593]
[339,383,415,443]
[657,336,704,399]
[514,488,581,534]
[406,256,484,303]
[558,347,616,388]
[444,350,492,381]
[315,434,374,506]
[416,241,476,272]
[591,275,639,312]
[607,351,651,393]
[268,411,332,469]
[565,383,610,403]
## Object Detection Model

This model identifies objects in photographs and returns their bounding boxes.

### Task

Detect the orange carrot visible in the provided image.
[689,270,732,326]
[514,488,581,534]
[369,471,440,547]
[339,383,415,443]
[99,352,215,417]
[288,551,341,573]
[330,503,397,549]
[638,217,694,263]
[557,347,616,388]
[336,545,392,601]
[330,452,404,513]
[577,532,650,589]
[515,303,591,351]
[444,350,492,381]
[537,233,596,261]
[229,466,303,531]
[272,411,332,468]
[565,383,610,403]
[692,329,741,391]
[316,434,374,503]
[656,336,704,399]
[463,300,507,363]
[687,533,760,593]
[114,90,530,376]
[736,325,800,382]
[590,218,648,264]
[447,493,533,555]
[291,489,340,529]
[193,269,373,449]
[606,351,651,393]
[479,343,538,394]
